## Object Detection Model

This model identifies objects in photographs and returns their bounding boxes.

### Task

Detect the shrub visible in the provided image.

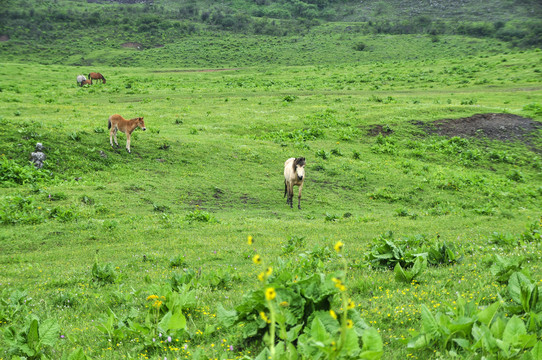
[353,41,366,51]
[0,155,49,186]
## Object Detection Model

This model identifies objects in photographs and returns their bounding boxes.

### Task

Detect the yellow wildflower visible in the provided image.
[265,267,273,276]
[329,310,337,320]
[257,272,265,282]
[265,287,276,301]
[347,299,355,309]
[346,319,354,328]
[146,295,159,301]
[334,241,344,253]
[260,311,270,323]
[253,255,262,265]
[247,236,254,245]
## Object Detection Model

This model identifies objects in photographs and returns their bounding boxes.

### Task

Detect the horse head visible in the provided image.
[294,157,305,180]
[138,117,146,131]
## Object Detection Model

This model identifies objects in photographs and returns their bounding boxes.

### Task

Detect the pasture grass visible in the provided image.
[0,47,541,359]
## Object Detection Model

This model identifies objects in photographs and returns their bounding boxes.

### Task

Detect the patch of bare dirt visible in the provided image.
[412,113,541,146]
[367,124,394,137]
[0,35,9,42]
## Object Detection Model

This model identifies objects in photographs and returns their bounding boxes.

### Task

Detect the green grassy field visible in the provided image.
[0,42,541,359]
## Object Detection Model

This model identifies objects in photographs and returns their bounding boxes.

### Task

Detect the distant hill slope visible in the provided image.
[0,0,541,66]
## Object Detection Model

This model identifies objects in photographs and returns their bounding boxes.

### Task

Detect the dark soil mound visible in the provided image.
[367,124,394,137]
[413,113,541,144]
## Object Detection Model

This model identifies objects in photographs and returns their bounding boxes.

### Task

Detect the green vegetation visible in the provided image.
[0,0,542,359]
[1,0,542,66]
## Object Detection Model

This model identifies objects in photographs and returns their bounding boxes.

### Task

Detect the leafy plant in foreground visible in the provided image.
[505,272,541,315]
[129,287,194,354]
[218,237,383,359]
[394,256,427,284]
[489,255,524,284]
[91,257,116,285]
[2,315,60,359]
[0,289,31,325]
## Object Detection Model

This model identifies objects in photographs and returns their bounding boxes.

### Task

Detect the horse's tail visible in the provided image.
[108,118,111,130]
[284,180,287,197]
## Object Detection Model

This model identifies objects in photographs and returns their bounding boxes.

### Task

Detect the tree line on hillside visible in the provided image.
[0,0,541,47]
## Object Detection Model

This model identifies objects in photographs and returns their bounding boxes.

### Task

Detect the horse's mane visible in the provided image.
[293,157,305,171]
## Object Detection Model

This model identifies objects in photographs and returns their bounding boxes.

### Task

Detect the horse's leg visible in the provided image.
[288,184,294,208]
[110,129,115,148]
[126,132,131,153]
[297,182,304,210]
[113,129,119,147]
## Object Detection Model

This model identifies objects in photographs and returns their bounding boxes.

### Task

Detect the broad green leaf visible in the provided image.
[516,334,538,349]
[446,316,474,334]
[509,272,533,306]
[394,263,410,283]
[361,327,383,355]
[310,317,329,342]
[217,303,238,327]
[490,316,506,339]
[452,338,470,349]
[476,301,500,326]
[420,305,439,337]
[407,334,432,349]
[20,343,37,357]
[531,342,542,360]
[411,255,427,276]
[168,310,187,330]
[255,347,271,360]
[67,348,91,360]
[312,311,340,335]
[342,328,361,355]
[503,316,526,341]
[286,324,303,343]
[39,318,60,348]
[472,323,497,352]
[158,312,172,332]
[27,319,39,351]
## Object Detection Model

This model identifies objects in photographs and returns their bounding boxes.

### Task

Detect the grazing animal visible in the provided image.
[108,114,146,153]
[284,157,306,209]
[76,75,87,86]
[80,79,92,86]
[89,72,106,84]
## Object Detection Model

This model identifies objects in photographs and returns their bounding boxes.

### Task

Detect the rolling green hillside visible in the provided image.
[1,0,541,67]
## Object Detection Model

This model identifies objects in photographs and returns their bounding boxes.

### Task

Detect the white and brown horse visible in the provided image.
[284,157,306,209]
[89,72,106,84]
[108,114,146,153]
[76,75,87,86]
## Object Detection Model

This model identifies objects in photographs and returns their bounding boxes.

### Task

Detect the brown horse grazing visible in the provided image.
[108,114,146,153]
[89,72,106,84]
[80,79,92,86]
[284,157,306,209]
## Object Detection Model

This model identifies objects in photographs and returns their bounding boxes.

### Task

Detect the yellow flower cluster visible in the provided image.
[332,277,347,292]
[260,311,270,323]
[146,294,165,309]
